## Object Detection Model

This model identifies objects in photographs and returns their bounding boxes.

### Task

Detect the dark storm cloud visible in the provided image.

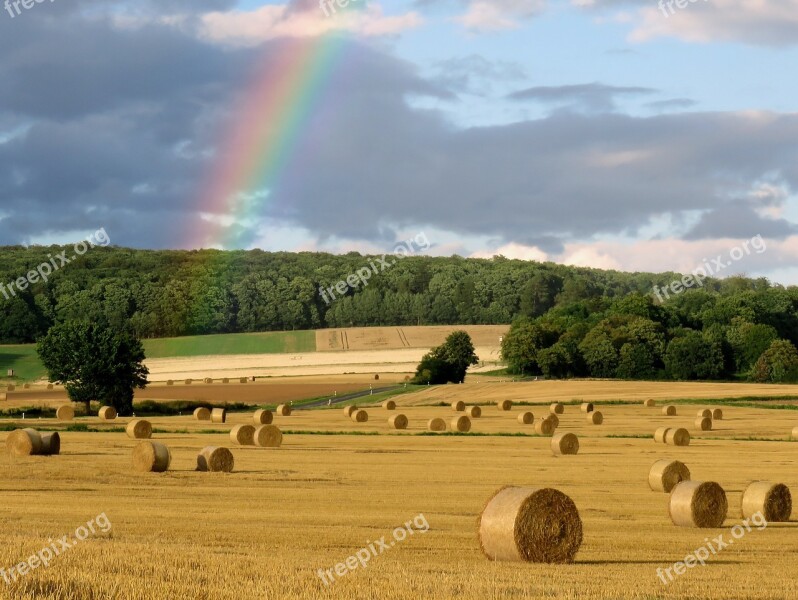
[684,202,797,241]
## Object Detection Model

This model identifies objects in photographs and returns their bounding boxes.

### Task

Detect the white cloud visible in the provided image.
[453,0,546,32]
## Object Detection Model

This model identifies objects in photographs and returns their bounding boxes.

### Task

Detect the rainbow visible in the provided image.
[192,32,351,250]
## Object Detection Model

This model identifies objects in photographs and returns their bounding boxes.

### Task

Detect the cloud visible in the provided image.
[507,82,656,113]
[645,98,697,112]
[452,0,546,32]
[432,54,527,94]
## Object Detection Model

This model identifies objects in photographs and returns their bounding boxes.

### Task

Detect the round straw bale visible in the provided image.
[668,481,727,528]
[382,400,396,410]
[125,419,152,439]
[343,405,356,418]
[7,384,14,391]
[662,405,676,416]
[389,414,408,429]
[534,418,555,436]
[697,409,712,418]
[665,428,690,446]
[23,383,30,389]
[98,406,117,421]
[517,411,534,425]
[654,427,671,443]
[47,384,54,390]
[185,379,192,385]
[211,408,226,424]
[7,428,43,456]
[40,432,60,456]
[712,408,723,420]
[547,414,559,428]
[222,378,230,384]
[452,415,471,432]
[351,409,368,422]
[276,404,291,417]
[428,418,446,432]
[132,441,171,473]
[56,405,74,421]
[467,406,482,418]
[580,403,594,413]
[550,403,565,415]
[478,486,583,563]
[204,378,213,384]
[193,407,211,421]
[643,398,655,407]
[253,425,282,447]
[166,380,174,386]
[498,400,512,411]
[253,409,273,425]
[741,481,792,522]
[197,446,234,472]
[239,377,248,384]
[452,400,466,412]
[551,433,579,456]
[230,424,256,446]
[694,416,712,431]
[587,411,603,425]
[792,426,798,441]
[648,459,690,493]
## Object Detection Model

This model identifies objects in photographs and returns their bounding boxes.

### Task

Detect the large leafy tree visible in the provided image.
[413,330,479,384]
[37,320,149,415]
[751,339,798,383]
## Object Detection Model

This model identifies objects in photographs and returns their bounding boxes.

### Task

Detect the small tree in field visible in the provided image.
[412,331,479,384]
[37,320,149,415]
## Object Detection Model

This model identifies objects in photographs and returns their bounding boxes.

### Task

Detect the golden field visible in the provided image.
[2,380,798,599]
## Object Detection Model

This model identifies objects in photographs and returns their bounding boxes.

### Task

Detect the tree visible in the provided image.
[750,340,798,383]
[412,330,479,384]
[37,320,149,415]
[500,319,559,374]
[664,330,724,380]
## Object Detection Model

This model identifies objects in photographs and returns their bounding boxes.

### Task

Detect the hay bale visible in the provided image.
[665,428,690,446]
[694,416,712,431]
[351,409,368,423]
[648,459,690,493]
[712,408,723,420]
[662,405,676,416]
[697,409,712,418]
[253,409,273,425]
[98,406,117,421]
[478,486,583,563]
[428,418,446,432]
[230,424,256,446]
[452,400,466,412]
[741,481,792,522]
[56,405,74,421]
[166,380,174,386]
[550,403,564,415]
[668,481,728,528]
[40,432,60,456]
[382,400,396,410]
[239,377,248,384]
[517,411,534,425]
[222,378,230,384]
[7,384,14,391]
[644,398,656,407]
[343,405,356,417]
[211,408,226,424]
[389,414,408,430]
[534,418,555,436]
[276,404,291,417]
[792,426,798,441]
[253,425,282,447]
[204,377,212,384]
[551,432,579,456]
[193,407,211,421]
[185,379,192,385]
[580,403,594,413]
[498,400,512,411]
[467,406,482,418]
[654,427,671,443]
[7,428,43,456]
[132,441,171,473]
[125,419,152,439]
[547,414,560,428]
[23,383,30,389]
[587,411,603,425]
[197,446,234,472]
[451,415,471,432]
[46,384,54,390]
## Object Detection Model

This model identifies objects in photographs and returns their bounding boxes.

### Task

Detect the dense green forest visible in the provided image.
[0,245,795,384]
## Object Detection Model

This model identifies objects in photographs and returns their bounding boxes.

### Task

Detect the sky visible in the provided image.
[1,0,797,283]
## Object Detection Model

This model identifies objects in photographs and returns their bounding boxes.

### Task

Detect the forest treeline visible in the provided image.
[0,245,794,383]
